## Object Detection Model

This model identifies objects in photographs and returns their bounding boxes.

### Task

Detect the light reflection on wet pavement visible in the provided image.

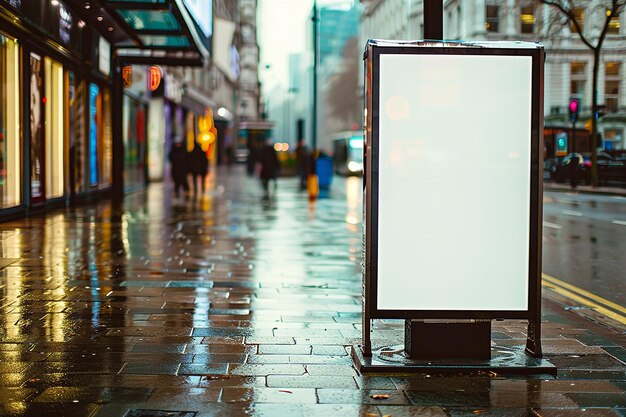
[0,167,626,416]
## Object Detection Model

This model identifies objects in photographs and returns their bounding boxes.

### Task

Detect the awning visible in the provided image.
[67,0,210,66]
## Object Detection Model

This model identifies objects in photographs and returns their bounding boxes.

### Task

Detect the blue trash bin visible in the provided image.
[316,156,333,189]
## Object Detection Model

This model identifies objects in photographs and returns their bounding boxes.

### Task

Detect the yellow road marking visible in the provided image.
[542,273,626,316]
[542,273,626,325]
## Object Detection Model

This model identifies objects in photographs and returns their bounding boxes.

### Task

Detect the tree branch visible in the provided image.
[539,0,595,49]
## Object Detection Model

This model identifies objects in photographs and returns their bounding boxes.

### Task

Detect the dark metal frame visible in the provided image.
[362,40,545,357]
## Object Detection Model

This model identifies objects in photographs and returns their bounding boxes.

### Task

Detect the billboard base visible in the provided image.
[351,344,557,376]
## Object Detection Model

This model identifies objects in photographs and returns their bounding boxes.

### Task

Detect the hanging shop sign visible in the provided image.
[149,66,162,92]
[122,66,132,88]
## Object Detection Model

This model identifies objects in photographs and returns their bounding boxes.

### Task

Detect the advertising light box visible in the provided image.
[363,40,544,319]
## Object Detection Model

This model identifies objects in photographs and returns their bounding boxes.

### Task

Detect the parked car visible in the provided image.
[550,152,626,185]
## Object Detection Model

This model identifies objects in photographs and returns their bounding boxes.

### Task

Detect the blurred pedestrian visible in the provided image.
[258,139,280,196]
[295,139,310,190]
[169,141,189,198]
[190,142,209,195]
[569,154,580,189]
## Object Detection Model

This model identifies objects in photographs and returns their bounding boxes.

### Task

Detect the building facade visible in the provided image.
[0,0,218,218]
[360,0,626,154]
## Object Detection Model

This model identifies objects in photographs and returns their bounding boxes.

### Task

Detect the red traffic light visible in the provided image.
[568,97,580,123]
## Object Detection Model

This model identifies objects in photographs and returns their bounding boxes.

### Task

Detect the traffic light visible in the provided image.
[556,132,568,157]
[568,97,580,123]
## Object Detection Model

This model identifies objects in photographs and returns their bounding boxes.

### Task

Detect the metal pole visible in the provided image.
[312,0,318,152]
[112,53,124,205]
[423,0,443,40]
[572,120,576,154]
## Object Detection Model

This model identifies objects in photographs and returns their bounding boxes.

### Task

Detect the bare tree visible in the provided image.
[536,0,625,186]
[325,37,361,133]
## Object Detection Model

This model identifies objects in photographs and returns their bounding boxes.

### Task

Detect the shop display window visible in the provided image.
[44,57,64,199]
[0,34,21,208]
[89,83,99,186]
[123,95,147,189]
[100,89,112,188]
[68,71,86,194]
[30,52,44,202]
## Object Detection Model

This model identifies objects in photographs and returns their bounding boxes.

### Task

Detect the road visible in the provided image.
[542,191,626,312]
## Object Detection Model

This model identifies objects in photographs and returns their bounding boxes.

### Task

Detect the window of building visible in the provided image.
[607,10,620,34]
[605,62,621,113]
[520,5,535,34]
[570,8,584,33]
[0,34,20,209]
[570,62,587,100]
[485,5,499,32]
[603,129,623,150]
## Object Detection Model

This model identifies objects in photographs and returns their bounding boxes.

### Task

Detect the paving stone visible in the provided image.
[0,402,101,417]
[0,388,38,402]
[198,376,266,388]
[355,377,397,390]
[0,373,30,387]
[126,411,196,417]
[146,387,220,404]
[0,362,32,374]
[446,409,543,416]
[227,364,306,376]
[542,339,608,355]
[178,363,228,376]
[377,406,452,417]
[550,354,626,371]
[565,392,626,408]
[317,388,409,405]
[258,344,312,355]
[531,410,622,417]
[184,344,256,354]
[34,362,125,374]
[312,345,348,356]
[121,363,181,376]
[192,353,247,363]
[305,364,357,376]
[219,387,317,403]
[131,344,187,354]
[33,387,153,403]
[244,336,295,345]
[267,375,357,389]
[392,377,492,392]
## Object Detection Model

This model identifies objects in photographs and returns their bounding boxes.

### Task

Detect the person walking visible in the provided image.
[258,139,280,196]
[295,139,310,190]
[169,141,189,198]
[190,142,209,195]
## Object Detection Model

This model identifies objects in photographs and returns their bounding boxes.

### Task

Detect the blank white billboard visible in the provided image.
[376,53,532,311]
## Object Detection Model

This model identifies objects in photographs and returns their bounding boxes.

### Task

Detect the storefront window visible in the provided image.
[123,95,147,190]
[68,71,86,194]
[44,57,64,199]
[30,52,44,202]
[100,89,112,189]
[89,83,99,187]
[0,34,20,208]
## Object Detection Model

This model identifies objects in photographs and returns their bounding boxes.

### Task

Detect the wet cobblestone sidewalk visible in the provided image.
[1,166,626,416]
